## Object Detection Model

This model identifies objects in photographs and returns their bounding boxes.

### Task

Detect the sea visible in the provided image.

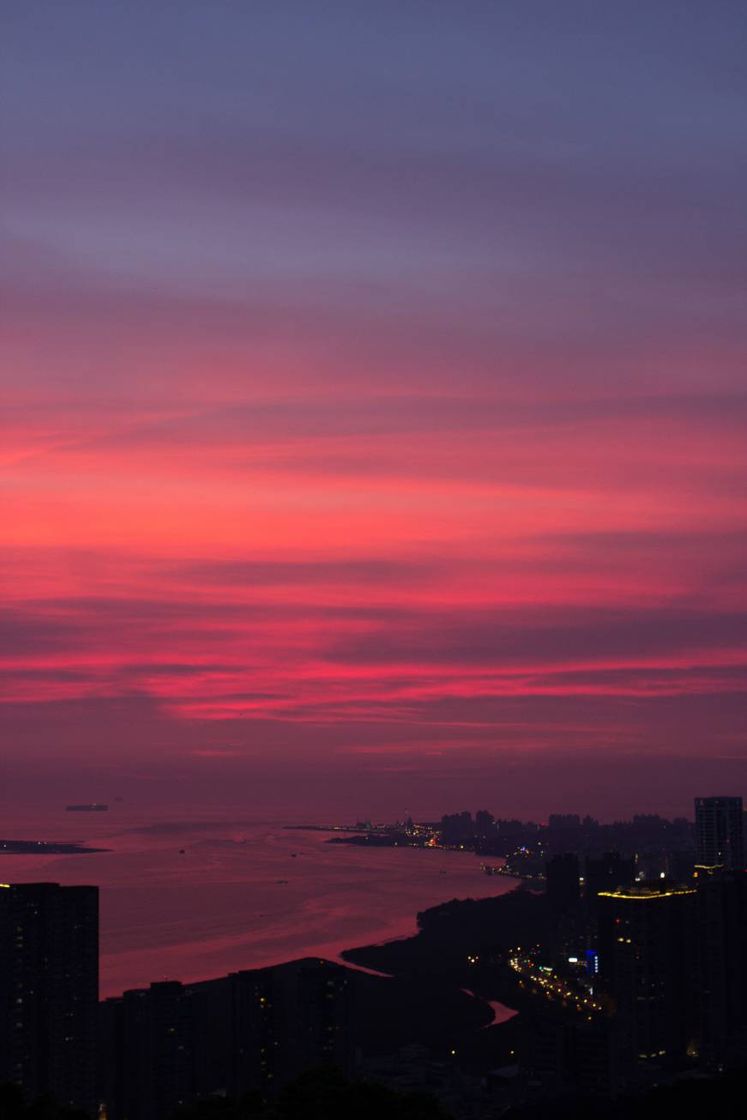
[0,804,516,999]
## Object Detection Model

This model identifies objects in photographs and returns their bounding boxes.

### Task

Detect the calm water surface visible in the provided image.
[0,805,515,997]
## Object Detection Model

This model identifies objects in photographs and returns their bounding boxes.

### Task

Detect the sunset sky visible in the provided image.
[2,2,746,817]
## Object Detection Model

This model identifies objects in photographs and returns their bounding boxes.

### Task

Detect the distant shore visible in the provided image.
[0,839,108,855]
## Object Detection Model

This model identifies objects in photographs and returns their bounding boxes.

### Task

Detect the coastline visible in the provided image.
[0,839,108,855]
[0,811,519,999]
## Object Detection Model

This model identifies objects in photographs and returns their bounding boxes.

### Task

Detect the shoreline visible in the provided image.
[99,877,521,1000]
[0,813,520,1001]
[0,839,108,855]
[99,890,520,1031]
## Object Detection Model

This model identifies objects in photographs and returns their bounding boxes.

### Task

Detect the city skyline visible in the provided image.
[3,792,747,1117]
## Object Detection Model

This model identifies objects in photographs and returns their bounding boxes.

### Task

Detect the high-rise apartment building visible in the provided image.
[231,959,353,1095]
[695,796,744,870]
[99,958,354,1120]
[545,853,581,913]
[99,980,197,1120]
[585,852,636,905]
[0,882,99,1115]
[597,883,698,1065]
[695,871,747,1066]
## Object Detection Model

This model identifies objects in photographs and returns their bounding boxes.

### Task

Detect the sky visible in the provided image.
[1,1,746,818]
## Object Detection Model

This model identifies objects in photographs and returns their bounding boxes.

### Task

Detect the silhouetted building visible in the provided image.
[99,958,353,1120]
[695,871,747,1065]
[439,812,475,845]
[695,797,744,870]
[521,1003,619,1097]
[585,853,636,904]
[100,981,196,1120]
[474,810,495,840]
[0,882,98,1115]
[231,959,353,1095]
[545,854,580,913]
[667,848,696,882]
[187,976,232,1098]
[548,814,580,831]
[597,884,697,1067]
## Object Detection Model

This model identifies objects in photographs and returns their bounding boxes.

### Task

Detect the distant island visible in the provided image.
[66,803,109,812]
[0,839,108,855]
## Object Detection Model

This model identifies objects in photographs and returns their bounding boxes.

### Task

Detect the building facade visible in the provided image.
[0,882,99,1115]
[597,884,698,1066]
[695,796,744,871]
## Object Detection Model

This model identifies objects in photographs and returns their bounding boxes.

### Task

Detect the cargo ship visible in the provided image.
[65,803,109,812]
